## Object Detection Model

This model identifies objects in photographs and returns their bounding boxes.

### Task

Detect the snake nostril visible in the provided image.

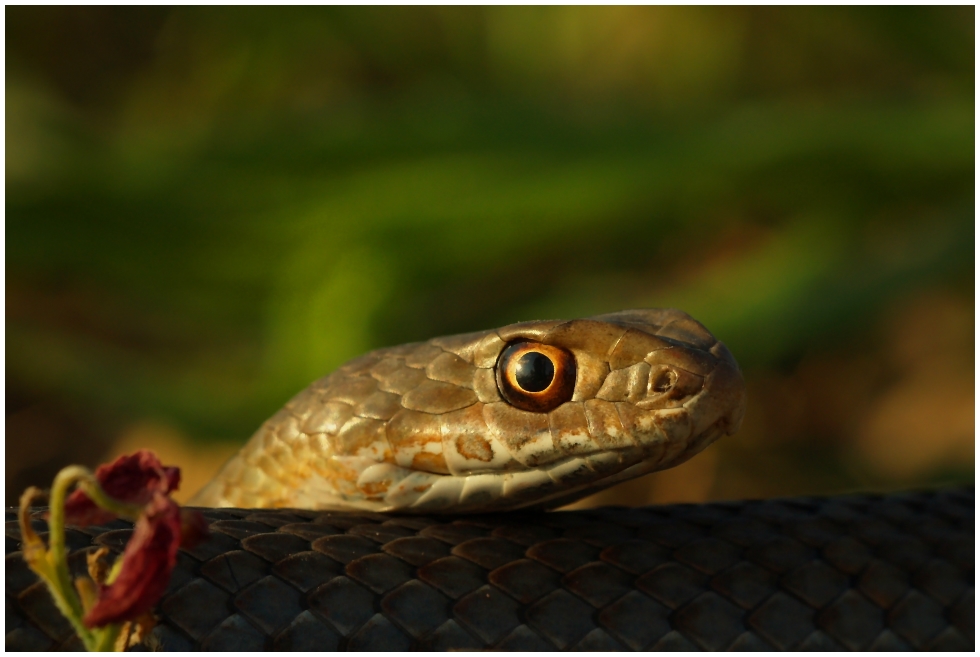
[651,368,677,393]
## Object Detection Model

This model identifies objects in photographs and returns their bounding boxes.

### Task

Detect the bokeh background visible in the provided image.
[6,6,974,507]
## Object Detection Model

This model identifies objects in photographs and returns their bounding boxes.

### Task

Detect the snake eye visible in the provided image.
[496,341,576,412]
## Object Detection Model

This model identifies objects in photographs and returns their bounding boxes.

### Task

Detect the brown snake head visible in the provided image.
[191,309,746,513]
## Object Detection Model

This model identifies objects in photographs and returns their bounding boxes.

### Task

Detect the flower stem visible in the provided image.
[96,623,124,652]
[32,466,98,649]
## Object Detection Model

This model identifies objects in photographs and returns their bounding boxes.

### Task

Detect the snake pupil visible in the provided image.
[515,352,555,392]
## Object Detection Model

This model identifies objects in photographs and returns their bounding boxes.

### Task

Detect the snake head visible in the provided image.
[192,308,746,513]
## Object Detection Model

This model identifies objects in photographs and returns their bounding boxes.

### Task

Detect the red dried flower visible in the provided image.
[83,495,181,628]
[64,450,180,526]
[20,450,210,645]
[58,449,209,627]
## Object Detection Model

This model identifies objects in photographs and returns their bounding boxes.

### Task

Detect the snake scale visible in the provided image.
[5,309,974,650]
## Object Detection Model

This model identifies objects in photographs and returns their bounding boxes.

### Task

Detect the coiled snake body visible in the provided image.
[5,310,974,650]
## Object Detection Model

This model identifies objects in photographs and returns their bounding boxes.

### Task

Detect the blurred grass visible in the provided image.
[6,6,974,505]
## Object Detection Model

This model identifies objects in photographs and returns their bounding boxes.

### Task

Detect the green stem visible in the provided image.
[47,466,97,649]
[94,623,123,652]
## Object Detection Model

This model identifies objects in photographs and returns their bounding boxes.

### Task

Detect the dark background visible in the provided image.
[6,7,974,506]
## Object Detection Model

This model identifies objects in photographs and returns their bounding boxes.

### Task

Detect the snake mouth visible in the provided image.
[334,391,738,515]
[368,444,666,514]
[392,410,736,515]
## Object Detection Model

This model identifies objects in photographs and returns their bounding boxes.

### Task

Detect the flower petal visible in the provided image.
[83,495,181,627]
[65,451,181,527]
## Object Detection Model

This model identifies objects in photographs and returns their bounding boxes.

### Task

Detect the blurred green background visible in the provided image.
[6,6,974,506]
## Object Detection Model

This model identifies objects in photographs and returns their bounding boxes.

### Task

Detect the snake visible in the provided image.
[5,309,974,650]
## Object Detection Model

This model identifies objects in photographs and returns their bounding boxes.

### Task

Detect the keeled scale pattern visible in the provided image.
[6,488,974,651]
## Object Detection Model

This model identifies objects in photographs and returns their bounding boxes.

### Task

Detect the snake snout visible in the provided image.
[687,343,747,439]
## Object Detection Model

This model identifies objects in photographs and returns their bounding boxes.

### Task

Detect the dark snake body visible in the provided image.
[6,487,974,651]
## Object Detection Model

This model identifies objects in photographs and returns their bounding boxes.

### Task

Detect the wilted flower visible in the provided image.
[18,450,208,650]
